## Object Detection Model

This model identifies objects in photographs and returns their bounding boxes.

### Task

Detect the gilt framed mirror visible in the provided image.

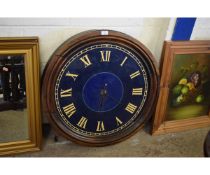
[0,37,41,155]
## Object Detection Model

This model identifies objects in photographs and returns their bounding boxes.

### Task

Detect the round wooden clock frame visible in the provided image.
[42,30,159,146]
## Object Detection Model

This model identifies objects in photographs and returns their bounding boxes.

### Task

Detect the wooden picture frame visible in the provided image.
[0,38,42,155]
[152,41,210,135]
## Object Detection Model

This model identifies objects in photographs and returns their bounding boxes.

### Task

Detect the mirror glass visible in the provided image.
[0,55,29,143]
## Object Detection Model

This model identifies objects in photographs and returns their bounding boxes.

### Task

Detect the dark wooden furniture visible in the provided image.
[0,55,26,111]
[204,131,210,157]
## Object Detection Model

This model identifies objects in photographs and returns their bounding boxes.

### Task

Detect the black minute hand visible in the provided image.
[98,84,107,111]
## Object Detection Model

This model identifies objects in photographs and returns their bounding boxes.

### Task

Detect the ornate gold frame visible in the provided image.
[0,38,42,155]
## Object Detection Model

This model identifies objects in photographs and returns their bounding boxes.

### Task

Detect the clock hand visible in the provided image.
[99,95,106,111]
[98,94,103,111]
[103,82,119,103]
[98,83,108,111]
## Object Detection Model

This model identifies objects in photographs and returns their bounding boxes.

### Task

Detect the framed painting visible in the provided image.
[0,38,42,155]
[152,41,210,135]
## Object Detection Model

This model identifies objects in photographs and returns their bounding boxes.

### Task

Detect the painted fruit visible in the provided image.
[177,95,184,103]
[181,86,189,95]
[189,71,201,87]
[179,78,187,85]
[172,84,183,96]
[186,82,195,91]
[195,95,204,103]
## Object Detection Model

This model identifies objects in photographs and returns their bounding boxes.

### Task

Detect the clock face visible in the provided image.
[54,44,148,136]
[42,30,158,146]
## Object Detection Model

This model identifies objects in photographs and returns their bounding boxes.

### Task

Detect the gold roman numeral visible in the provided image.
[130,70,140,79]
[66,71,78,81]
[60,88,72,97]
[80,54,92,67]
[125,103,137,114]
[120,56,128,67]
[63,103,76,118]
[115,117,123,126]
[96,121,105,131]
[100,50,111,62]
[77,116,88,129]
[132,88,143,95]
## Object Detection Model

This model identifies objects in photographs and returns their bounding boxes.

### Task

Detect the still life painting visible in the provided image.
[166,53,210,121]
[152,41,210,135]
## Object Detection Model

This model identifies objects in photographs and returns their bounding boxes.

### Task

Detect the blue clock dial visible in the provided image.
[82,72,124,112]
[55,44,149,136]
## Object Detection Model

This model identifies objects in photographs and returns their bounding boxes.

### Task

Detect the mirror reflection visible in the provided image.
[0,55,28,143]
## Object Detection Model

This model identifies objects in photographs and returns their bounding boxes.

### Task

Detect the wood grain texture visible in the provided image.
[42,30,159,146]
[152,41,210,135]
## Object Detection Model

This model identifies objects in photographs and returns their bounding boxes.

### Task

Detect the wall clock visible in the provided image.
[42,30,159,146]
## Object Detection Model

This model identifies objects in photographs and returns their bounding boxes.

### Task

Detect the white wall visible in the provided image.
[0,18,170,73]
[191,18,210,40]
[1,18,210,74]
